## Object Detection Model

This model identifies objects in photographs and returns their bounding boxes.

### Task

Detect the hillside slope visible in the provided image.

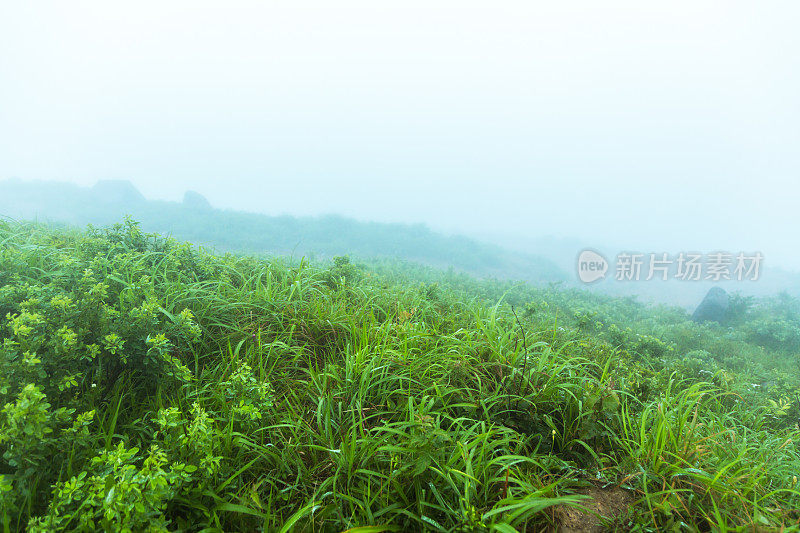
[0,179,565,283]
[1,219,799,531]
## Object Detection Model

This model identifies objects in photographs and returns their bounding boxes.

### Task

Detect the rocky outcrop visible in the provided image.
[183,190,212,210]
[92,180,146,204]
[692,287,729,323]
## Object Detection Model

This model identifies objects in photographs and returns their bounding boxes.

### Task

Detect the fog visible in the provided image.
[2,1,799,271]
[6,7,800,523]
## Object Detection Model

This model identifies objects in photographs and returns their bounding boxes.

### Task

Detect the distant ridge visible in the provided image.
[0,179,566,283]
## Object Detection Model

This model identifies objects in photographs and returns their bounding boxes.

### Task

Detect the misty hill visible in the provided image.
[0,178,565,282]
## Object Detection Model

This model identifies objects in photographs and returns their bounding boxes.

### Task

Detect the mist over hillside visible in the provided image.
[4,177,798,309]
[474,229,800,309]
[3,2,800,530]
[0,178,566,283]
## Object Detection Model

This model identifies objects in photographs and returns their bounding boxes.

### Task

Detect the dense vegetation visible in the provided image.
[0,179,564,283]
[2,219,800,531]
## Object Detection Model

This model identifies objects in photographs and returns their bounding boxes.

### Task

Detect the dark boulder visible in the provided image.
[183,190,212,210]
[691,287,729,323]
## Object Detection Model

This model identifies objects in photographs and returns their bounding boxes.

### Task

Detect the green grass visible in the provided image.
[1,219,800,531]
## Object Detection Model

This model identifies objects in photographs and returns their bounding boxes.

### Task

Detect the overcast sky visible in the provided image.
[1,1,799,268]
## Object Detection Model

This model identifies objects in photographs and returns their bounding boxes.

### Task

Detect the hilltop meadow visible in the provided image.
[2,219,800,531]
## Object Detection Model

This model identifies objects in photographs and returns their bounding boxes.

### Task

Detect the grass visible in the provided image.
[0,219,800,531]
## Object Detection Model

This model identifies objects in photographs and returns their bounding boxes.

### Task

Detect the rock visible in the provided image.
[183,190,212,210]
[91,180,145,204]
[692,287,729,323]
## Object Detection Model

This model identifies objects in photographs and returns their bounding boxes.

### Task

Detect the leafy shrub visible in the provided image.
[28,443,195,532]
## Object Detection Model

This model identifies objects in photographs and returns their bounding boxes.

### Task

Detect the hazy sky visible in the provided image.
[2,1,799,267]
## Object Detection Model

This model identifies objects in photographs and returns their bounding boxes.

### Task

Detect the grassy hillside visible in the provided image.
[0,179,565,283]
[1,219,800,531]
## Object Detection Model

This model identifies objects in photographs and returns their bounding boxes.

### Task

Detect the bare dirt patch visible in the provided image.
[553,484,635,532]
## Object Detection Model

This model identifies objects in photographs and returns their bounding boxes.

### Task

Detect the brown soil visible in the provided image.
[552,484,635,532]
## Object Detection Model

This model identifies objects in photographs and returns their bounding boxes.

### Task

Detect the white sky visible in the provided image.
[1,1,799,267]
